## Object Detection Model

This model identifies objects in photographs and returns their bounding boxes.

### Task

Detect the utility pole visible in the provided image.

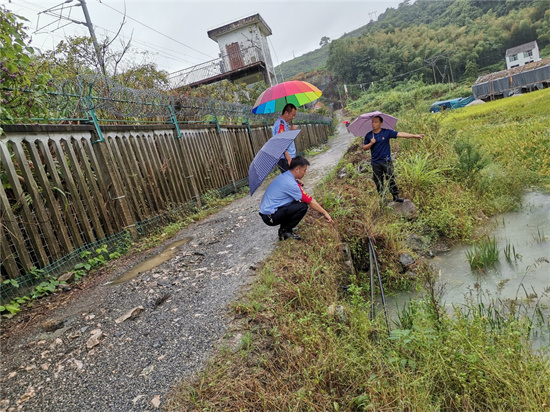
[424,55,441,84]
[36,0,106,76]
[78,0,106,76]
[447,55,454,84]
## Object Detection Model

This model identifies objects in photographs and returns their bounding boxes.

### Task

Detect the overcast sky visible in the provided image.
[2,0,402,74]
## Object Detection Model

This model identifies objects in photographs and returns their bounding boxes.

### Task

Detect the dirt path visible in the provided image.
[0,113,355,412]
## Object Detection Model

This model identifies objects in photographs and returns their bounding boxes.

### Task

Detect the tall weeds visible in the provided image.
[167,87,550,411]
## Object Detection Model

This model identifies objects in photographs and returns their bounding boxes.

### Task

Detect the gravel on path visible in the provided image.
[0,113,355,412]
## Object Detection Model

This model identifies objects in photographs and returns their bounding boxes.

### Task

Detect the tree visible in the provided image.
[319,36,331,47]
[117,63,168,90]
[464,60,479,81]
[0,6,52,128]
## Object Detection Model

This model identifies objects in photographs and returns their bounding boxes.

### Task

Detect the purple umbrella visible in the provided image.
[248,129,301,195]
[347,111,399,137]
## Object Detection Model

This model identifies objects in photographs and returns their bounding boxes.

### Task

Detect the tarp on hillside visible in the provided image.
[430,96,474,112]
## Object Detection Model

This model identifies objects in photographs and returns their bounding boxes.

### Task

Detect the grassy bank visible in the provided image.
[167,87,550,410]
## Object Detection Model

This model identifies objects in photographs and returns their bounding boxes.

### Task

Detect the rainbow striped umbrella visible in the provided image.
[252,81,322,114]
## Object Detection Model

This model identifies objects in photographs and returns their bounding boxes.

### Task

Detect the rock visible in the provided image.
[151,395,161,408]
[399,253,415,268]
[68,358,83,370]
[16,386,35,404]
[405,270,417,279]
[49,338,63,349]
[40,363,50,371]
[405,234,430,252]
[358,162,370,174]
[86,330,103,350]
[327,304,347,324]
[430,241,450,255]
[132,395,145,404]
[67,331,81,340]
[115,306,144,324]
[388,199,418,220]
[139,364,155,377]
[58,272,75,284]
[338,167,347,179]
[342,243,352,260]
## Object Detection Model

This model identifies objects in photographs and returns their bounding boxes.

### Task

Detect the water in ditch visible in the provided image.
[389,191,550,348]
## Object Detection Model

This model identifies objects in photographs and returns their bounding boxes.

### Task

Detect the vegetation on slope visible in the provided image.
[167,87,550,411]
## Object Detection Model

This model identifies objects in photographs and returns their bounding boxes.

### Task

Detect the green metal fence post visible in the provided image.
[80,81,105,144]
[169,99,182,138]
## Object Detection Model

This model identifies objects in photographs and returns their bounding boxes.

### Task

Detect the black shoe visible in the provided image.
[279,231,301,241]
[393,196,404,203]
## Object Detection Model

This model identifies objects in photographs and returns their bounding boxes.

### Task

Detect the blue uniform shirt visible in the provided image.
[364,128,398,163]
[259,171,302,215]
[272,117,296,159]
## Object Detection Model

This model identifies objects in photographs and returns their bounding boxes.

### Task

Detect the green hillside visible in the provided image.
[275,0,550,84]
[275,21,371,80]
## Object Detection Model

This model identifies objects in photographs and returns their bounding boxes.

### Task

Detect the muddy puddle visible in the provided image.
[107,237,192,285]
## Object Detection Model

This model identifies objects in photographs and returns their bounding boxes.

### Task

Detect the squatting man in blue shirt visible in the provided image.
[259,156,333,241]
[362,115,424,203]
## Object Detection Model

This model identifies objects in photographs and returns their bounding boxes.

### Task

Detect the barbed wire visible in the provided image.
[4,74,331,125]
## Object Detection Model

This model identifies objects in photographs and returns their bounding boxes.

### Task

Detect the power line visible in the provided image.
[92,24,201,67]
[268,36,284,83]
[12,0,203,70]
[96,0,215,60]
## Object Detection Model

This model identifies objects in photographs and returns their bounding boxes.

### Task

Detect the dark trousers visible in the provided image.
[277,158,290,173]
[372,161,399,198]
[260,201,308,234]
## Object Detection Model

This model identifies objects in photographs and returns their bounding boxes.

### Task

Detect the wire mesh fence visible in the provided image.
[2,73,332,126]
[1,74,333,307]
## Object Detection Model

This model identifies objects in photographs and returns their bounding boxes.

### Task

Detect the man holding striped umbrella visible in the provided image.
[272,103,297,172]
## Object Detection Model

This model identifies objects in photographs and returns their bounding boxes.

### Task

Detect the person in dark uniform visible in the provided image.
[362,115,424,202]
[272,104,297,172]
[259,156,333,240]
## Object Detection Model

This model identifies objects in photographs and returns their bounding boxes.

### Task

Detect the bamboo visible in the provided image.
[62,137,106,239]
[35,138,85,248]
[93,134,136,235]
[0,143,49,266]
[71,136,114,236]
[0,183,33,273]
[10,140,62,260]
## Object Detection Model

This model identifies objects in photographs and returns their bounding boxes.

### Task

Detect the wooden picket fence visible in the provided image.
[0,121,331,283]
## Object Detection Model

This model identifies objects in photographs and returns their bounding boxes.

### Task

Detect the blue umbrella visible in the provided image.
[248,129,301,195]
